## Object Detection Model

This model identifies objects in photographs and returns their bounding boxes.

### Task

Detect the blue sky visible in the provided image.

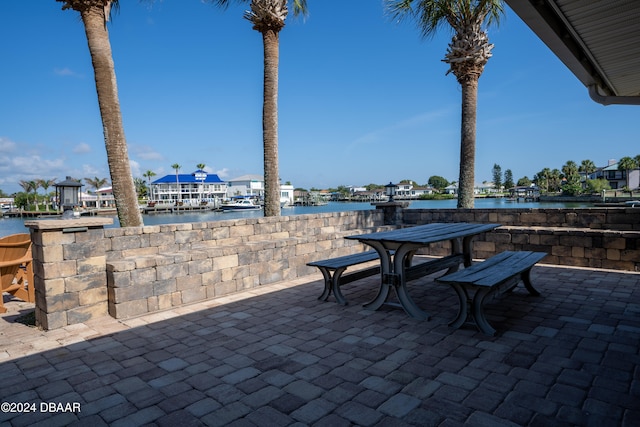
[0,1,637,195]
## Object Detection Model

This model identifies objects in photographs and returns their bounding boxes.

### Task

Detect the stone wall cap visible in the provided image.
[25,217,113,230]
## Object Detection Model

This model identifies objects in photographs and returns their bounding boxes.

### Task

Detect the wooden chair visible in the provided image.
[0,233,34,313]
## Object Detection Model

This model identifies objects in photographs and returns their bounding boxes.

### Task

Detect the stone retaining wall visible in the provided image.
[403,208,640,271]
[26,211,385,329]
[25,207,640,330]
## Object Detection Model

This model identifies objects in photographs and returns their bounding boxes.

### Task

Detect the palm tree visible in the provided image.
[171,163,181,202]
[549,168,562,192]
[579,159,596,177]
[56,0,143,227]
[85,176,109,208]
[561,160,579,185]
[196,164,206,202]
[133,177,147,198]
[18,180,35,210]
[38,178,57,211]
[618,156,638,190]
[84,176,109,193]
[386,0,504,208]
[143,170,156,201]
[539,167,551,193]
[31,180,42,211]
[209,0,308,216]
[578,159,597,189]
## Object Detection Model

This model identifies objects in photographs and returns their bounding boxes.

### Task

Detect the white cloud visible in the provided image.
[0,137,17,152]
[54,67,82,78]
[73,143,92,154]
[215,168,230,178]
[133,145,164,161]
[130,159,142,178]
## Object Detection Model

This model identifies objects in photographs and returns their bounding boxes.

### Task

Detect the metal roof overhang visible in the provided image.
[505,0,640,105]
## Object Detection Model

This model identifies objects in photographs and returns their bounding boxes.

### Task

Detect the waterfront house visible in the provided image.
[226,174,295,207]
[594,159,640,190]
[80,186,116,209]
[150,170,227,204]
[395,183,434,200]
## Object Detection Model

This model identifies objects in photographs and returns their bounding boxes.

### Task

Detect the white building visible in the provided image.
[150,170,227,204]
[226,175,295,207]
[395,183,435,199]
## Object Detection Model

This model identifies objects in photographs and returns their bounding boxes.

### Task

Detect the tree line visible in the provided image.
[495,154,640,196]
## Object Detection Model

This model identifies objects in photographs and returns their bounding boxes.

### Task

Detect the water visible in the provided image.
[0,199,591,237]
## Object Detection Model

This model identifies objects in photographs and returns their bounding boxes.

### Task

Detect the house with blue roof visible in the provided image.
[150,170,227,204]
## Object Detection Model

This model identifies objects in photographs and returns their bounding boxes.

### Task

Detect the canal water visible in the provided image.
[0,199,591,238]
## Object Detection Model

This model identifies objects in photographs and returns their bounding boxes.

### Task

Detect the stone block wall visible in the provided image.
[25,207,640,330]
[403,208,640,271]
[26,211,386,328]
[402,207,640,230]
[26,218,112,330]
[104,211,386,319]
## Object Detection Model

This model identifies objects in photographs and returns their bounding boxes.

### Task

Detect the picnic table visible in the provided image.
[345,222,500,320]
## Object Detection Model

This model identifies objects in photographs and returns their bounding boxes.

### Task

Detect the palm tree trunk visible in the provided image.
[262,29,281,217]
[81,8,143,227]
[457,77,478,209]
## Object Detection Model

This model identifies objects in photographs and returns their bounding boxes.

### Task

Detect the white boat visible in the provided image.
[220,198,262,211]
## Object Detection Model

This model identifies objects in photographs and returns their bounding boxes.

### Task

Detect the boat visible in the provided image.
[220,198,262,211]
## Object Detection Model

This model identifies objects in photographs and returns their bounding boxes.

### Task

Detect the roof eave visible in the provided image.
[505,1,640,106]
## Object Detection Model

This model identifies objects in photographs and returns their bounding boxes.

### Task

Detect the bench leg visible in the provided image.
[472,288,498,336]
[317,267,332,301]
[447,284,498,336]
[521,269,540,296]
[317,267,349,306]
[448,283,470,331]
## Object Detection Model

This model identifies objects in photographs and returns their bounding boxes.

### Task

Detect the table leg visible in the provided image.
[461,236,474,267]
[393,245,429,320]
[362,242,392,311]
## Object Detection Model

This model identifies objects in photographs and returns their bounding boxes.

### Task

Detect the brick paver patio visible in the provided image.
[1,262,639,426]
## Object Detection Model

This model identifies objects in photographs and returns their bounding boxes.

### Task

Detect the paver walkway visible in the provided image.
[1,262,639,426]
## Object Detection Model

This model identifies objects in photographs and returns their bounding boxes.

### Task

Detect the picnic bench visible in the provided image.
[345,223,500,319]
[436,250,547,336]
[307,251,382,305]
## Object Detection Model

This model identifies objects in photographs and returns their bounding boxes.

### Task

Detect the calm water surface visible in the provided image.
[0,199,591,237]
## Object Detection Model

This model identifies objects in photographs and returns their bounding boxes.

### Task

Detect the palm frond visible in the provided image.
[291,0,308,17]
[385,0,503,39]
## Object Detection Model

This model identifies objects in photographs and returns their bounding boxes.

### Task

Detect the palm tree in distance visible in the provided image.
[579,159,596,189]
[385,0,504,208]
[85,176,109,208]
[84,177,109,193]
[31,180,41,211]
[196,164,206,202]
[56,0,143,227]
[208,0,308,216]
[561,160,579,186]
[38,178,57,211]
[19,180,35,210]
[143,170,157,201]
[618,156,639,191]
[171,163,181,203]
[579,159,596,180]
